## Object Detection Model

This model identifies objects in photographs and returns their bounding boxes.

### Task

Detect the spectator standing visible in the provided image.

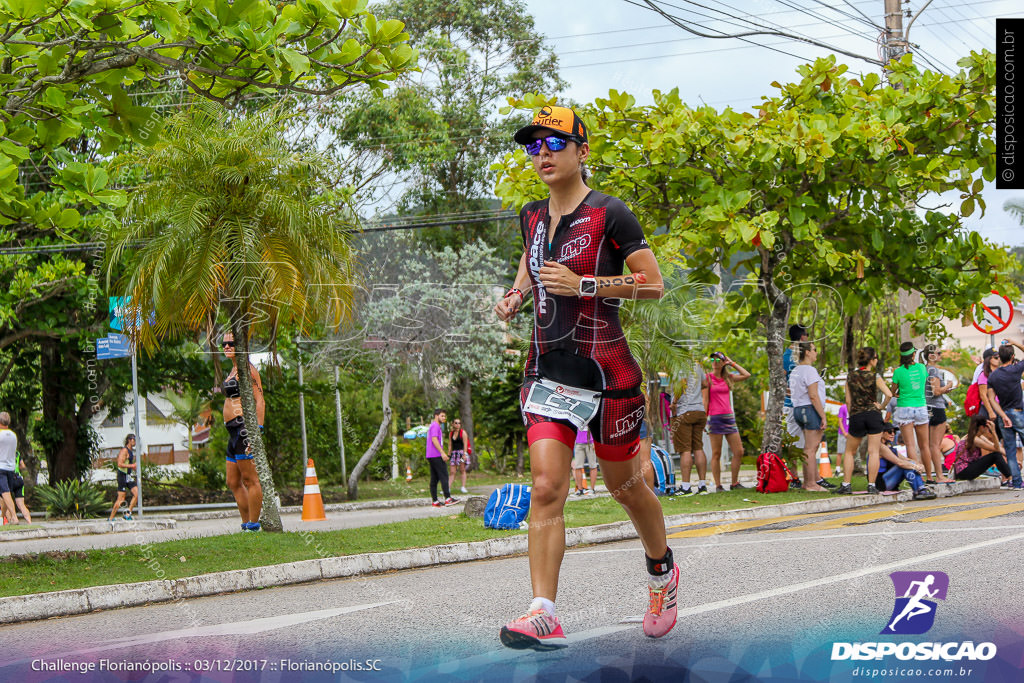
[834,347,893,495]
[876,423,936,499]
[952,416,1012,482]
[9,451,31,524]
[783,325,809,460]
[890,342,930,470]
[986,340,1024,489]
[789,342,831,492]
[221,332,264,532]
[836,403,849,471]
[448,418,472,495]
[670,362,709,496]
[922,344,956,484]
[974,348,1001,422]
[572,428,598,496]
[427,409,457,506]
[0,412,19,523]
[706,352,751,491]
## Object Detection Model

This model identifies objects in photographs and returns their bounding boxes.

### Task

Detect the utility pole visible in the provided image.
[882,0,908,65]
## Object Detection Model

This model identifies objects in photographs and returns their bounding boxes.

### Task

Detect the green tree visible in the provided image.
[496,53,1015,454]
[0,0,417,483]
[105,102,359,532]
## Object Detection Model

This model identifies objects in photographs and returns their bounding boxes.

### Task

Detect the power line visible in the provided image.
[0,212,518,256]
[627,0,882,66]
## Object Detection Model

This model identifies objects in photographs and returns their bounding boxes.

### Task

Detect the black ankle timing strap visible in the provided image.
[646,548,674,576]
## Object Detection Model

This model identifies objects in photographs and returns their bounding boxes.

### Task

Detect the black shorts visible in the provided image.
[225,417,254,462]
[928,406,947,426]
[11,472,24,498]
[0,470,14,495]
[116,470,137,492]
[848,410,884,438]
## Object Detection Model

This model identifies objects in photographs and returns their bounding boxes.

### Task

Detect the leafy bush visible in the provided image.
[180,445,226,490]
[34,479,108,518]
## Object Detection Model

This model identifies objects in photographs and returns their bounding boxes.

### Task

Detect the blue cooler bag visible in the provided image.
[484,483,532,530]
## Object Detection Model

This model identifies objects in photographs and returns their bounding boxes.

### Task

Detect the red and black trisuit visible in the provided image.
[518,190,652,461]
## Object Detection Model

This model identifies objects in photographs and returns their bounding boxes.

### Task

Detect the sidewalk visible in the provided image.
[0,477,999,625]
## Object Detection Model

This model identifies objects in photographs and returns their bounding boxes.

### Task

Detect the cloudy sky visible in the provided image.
[523,0,1024,248]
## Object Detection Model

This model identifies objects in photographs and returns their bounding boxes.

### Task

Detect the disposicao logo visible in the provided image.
[883,571,948,635]
[831,571,997,663]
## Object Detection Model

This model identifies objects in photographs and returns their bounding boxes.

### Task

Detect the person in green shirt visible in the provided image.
[890,342,929,468]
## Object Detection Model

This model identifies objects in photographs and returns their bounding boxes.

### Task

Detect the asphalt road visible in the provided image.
[2,489,1023,683]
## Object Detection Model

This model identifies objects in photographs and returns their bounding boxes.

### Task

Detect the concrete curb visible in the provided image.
[0,478,999,625]
[155,497,468,522]
[0,519,176,542]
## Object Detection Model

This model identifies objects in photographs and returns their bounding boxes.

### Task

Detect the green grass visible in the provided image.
[0,479,859,598]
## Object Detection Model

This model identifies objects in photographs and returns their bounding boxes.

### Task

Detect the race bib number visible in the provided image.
[523,379,601,430]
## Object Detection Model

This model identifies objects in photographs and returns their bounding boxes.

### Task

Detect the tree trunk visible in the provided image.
[457,375,475,468]
[231,319,283,532]
[348,363,393,500]
[841,314,856,371]
[40,340,81,483]
[759,246,792,455]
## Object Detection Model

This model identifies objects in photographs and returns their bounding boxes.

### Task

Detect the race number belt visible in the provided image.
[522,378,602,430]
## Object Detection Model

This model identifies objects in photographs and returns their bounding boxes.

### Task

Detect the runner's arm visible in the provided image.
[537,249,663,300]
[117,447,133,470]
[495,252,530,321]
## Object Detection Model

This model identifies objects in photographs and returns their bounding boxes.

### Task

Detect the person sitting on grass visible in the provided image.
[951,416,1012,483]
[876,422,936,500]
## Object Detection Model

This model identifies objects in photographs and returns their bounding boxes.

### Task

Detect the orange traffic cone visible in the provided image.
[301,458,327,522]
[405,465,413,482]
[818,441,833,478]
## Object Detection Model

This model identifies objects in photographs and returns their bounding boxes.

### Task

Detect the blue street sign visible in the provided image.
[96,333,132,360]
[110,296,154,331]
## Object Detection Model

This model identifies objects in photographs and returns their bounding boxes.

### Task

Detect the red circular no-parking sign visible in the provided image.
[972,291,1014,335]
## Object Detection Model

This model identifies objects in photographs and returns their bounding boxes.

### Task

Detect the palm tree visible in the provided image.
[163,388,212,454]
[106,101,356,531]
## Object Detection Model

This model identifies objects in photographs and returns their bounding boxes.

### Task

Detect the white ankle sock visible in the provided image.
[698,480,706,487]
[648,571,671,588]
[529,597,556,616]
[679,483,692,491]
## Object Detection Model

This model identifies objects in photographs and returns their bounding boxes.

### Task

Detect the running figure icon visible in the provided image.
[887,575,938,632]
[882,571,949,635]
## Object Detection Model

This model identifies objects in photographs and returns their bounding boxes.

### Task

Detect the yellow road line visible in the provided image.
[915,502,1024,523]
[767,501,979,533]
[667,513,819,538]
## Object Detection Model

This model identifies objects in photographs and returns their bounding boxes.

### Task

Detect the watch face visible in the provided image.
[580,278,597,296]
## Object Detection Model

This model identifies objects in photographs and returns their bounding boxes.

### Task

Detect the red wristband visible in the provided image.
[505,288,523,300]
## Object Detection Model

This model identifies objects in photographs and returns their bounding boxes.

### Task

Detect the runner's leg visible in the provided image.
[527,436,573,602]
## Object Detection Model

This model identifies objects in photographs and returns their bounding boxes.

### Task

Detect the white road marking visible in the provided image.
[0,602,395,668]
[566,523,1024,554]
[437,530,1024,672]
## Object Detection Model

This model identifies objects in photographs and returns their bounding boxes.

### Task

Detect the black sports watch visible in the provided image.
[578,275,597,300]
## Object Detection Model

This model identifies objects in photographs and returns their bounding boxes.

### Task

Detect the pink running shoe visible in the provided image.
[499,609,568,650]
[643,563,679,638]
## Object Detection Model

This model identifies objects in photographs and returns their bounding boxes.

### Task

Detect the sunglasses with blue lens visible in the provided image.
[524,134,579,156]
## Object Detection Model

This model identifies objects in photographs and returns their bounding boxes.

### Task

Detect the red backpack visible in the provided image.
[964,382,981,417]
[757,451,795,493]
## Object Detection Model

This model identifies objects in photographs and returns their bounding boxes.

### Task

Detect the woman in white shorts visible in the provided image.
[890,342,930,468]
